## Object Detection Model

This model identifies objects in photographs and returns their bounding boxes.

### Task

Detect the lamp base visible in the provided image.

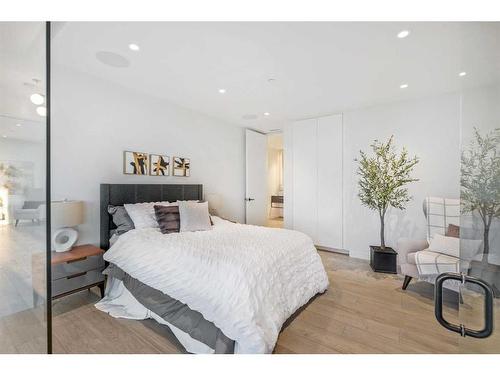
[53,227,78,252]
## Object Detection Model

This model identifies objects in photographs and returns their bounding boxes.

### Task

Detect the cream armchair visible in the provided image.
[397,238,430,289]
[12,200,46,226]
[396,197,461,290]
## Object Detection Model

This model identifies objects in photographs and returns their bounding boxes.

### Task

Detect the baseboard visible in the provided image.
[316,246,349,255]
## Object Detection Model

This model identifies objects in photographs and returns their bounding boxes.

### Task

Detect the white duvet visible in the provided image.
[103,217,329,353]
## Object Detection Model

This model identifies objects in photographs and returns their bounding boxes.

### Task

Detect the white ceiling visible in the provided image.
[51,22,500,132]
[0,22,46,142]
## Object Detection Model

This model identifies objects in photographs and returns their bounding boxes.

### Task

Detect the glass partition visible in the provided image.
[0,22,48,353]
[458,84,500,353]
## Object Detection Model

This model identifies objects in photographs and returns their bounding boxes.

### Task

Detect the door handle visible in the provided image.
[245,198,255,202]
[434,272,494,339]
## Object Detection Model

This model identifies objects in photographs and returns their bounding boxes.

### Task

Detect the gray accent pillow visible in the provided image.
[108,205,135,235]
[178,201,212,232]
[154,205,180,234]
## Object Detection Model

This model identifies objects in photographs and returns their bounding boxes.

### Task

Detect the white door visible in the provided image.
[245,129,268,225]
[317,114,343,249]
[292,118,318,241]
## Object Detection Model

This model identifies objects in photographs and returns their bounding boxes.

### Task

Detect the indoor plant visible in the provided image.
[461,127,500,264]
[461,127,500,295]
[356,136,419,272]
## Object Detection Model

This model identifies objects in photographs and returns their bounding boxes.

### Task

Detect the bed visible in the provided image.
[96,183,329,354]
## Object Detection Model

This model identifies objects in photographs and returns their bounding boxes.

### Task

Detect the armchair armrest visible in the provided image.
[396,238,429,266]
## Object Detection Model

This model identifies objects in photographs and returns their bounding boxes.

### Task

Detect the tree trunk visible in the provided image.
[380,213,385,250]
[482,222,490,264]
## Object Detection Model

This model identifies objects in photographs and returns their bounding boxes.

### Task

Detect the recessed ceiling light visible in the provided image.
[16,123,21,127]
[2,135,7,138]
[397,30,410,39]
[267,78,276,83]
[30,93,44,105]
[128,43,140,51]
[264,112,270,116]
[459,71,467,77]
[218,89,226,94]
[36,106,47,117]
[400,83,409,89]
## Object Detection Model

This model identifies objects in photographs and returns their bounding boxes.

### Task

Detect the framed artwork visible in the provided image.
[149,154,170,176]
[173,156,190,177]
[123,151,148,175]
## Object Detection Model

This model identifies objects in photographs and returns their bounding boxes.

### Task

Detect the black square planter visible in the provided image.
[370,246,397,274]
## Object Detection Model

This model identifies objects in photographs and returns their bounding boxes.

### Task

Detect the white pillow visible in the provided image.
[178,201,212,232]
[427,234,483,260]
[428,234,460,257]
[124,201,173,229]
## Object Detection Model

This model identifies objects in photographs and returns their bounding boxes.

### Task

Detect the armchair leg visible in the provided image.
[402,275,413,290]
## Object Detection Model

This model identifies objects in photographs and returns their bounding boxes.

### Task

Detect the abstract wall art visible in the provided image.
[149,154,170,176]
[173,156,190,177]
[123,151,149,175]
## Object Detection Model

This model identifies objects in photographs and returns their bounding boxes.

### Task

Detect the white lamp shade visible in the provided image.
[206,193,223,211]
[51,200,84,228]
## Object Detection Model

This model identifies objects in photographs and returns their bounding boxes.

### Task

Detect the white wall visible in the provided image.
[285,92,462,259]
[343,93,461,259]
[52,66,245,246]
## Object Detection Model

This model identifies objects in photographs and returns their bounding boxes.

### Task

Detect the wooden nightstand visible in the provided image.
[32,244,106,305]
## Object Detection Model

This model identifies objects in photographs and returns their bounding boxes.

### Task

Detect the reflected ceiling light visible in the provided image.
[218,88,226,94]
[397,30,410,39]
[459,71,467,77]
[264,112,270,116]
[30,93,44,105]
[128,43,140,51]
[400,83,409,89]
[2,135,7,138]
[36,106,47,117]
[16,123,21,127]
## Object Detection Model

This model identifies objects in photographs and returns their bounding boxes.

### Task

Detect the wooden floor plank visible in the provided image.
[4,250,492,354]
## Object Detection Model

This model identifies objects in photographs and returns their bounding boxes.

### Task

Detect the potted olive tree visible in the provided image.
[357,136,419,273]
[461,128,500,295]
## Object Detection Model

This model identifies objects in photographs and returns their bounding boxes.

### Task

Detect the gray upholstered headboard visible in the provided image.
[100,183,203,250]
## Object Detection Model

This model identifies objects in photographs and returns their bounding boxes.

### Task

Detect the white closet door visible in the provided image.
[317,114,343,249]
[292,119,318,242]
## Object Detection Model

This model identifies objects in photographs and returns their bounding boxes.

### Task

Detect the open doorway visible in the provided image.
[266,133,284,228]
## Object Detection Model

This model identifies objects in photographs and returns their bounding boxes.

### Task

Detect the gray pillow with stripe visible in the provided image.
[154,205,180,234]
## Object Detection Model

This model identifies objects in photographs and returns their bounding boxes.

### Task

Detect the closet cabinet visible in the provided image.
[289,114,343,251]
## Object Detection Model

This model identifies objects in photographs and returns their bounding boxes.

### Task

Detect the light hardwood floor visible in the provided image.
[2,247,496,354]
[47,250,500,354]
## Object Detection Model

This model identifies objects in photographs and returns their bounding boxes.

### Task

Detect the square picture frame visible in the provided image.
[123,151,149,175]
[149,154,170,176]
[173,156,190,177]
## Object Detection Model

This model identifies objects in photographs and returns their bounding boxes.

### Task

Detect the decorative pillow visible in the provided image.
[108,205,135,234]
[446,224,460,238]
[124,201,172,229]
[428,234,483,260]
[178,201,212,232]
[154,205,180,234]
[428,234,460,258]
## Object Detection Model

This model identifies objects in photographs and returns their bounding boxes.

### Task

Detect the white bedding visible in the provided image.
[102,217,329,353]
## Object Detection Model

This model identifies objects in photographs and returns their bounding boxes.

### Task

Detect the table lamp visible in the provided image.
[51,200,84,252]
